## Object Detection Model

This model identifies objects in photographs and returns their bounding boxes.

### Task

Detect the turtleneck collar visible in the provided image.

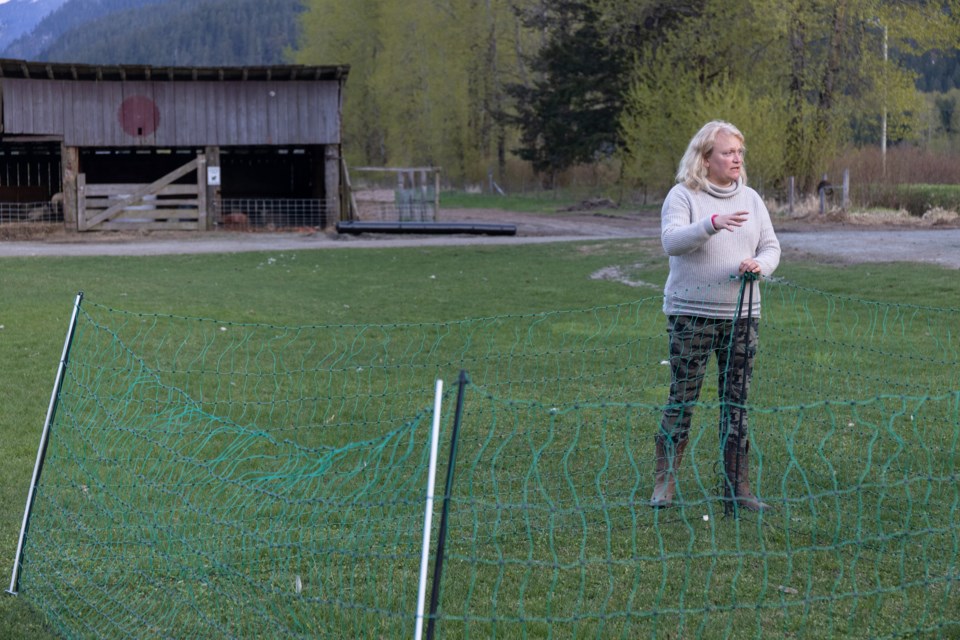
[703,177,743,199]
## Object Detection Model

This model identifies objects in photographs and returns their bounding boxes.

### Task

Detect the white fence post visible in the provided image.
[414,379,445,640]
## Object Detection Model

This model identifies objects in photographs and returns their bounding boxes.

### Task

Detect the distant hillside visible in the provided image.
[907,49,960,93]
[12,0,305,66]
[2,0,166,60]
[0,0,69,54]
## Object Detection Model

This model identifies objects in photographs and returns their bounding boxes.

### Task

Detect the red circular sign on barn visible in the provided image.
[118,95,160,137]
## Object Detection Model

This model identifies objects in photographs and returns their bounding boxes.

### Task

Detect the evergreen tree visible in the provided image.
[505,1,625,183]
[504,0,704,184]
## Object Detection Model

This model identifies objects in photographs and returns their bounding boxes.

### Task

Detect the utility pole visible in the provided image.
[881,23,888,177]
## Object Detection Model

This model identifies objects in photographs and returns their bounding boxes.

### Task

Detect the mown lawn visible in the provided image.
[1,236,957,638]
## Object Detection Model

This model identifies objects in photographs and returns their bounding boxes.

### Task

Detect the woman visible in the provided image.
[650,120,781,512]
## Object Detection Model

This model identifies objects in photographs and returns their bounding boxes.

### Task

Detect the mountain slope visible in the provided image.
[16,0,305,66]
[2,0,168,59]
[0,0,69,53]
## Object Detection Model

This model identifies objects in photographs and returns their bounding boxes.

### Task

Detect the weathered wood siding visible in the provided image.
[1,77,342,147]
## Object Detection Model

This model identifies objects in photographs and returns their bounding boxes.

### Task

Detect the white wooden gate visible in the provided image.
[77,155,207,231]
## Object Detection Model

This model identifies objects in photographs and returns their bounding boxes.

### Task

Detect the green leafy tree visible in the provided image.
[619,0,960,193]
[618,1,789,193]
[295,0,525,183]
[620,67,788,197]
[296,0,385,165]
[935,92,958,133]
[925,88,960,152]
[775,0,958,189]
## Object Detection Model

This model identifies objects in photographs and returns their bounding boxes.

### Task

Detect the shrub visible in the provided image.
[863,183,960,216]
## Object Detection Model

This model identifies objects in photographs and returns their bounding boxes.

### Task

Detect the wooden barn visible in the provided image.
[0,58,349,232]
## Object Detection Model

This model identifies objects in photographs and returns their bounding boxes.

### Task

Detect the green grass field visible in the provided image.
[1,232,958,638]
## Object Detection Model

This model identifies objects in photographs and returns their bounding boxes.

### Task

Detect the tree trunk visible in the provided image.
[785,14,811,191]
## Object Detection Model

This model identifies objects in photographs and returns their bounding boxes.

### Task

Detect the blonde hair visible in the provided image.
[676,120,747,191]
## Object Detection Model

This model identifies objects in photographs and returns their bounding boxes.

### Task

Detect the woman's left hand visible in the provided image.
[739,258,761,275]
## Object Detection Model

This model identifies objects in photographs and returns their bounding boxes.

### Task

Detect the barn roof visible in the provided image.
[0,58,349,82]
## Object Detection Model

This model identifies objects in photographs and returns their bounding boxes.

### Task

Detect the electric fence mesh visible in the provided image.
[11,279,960,639]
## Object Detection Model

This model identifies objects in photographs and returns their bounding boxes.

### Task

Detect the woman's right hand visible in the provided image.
[713,211,749,231]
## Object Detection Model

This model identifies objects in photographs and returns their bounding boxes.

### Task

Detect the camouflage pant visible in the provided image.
[658,315,759,451]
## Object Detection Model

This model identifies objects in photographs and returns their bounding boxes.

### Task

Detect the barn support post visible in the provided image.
[61,145,79,233]
[340,156,358,221]
[324,145,340,230]
[196,153,208,231]
[204,146,221,231]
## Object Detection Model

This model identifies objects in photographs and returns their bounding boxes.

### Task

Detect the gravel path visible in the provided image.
[777,227,960,269]
[1,209,958,268]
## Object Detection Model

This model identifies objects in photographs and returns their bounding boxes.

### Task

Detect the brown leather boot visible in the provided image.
[650,437,687,508]
[722,440,770,512]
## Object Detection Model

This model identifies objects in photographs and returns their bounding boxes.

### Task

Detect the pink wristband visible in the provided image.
[711,214,718,229]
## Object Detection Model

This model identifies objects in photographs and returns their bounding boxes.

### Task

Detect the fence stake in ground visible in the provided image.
[7,292,84,596]
[723,274,756,518]
[414,379,445,640]
[426,370,469,640]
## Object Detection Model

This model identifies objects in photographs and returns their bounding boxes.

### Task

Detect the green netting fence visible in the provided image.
[8,278,960,639]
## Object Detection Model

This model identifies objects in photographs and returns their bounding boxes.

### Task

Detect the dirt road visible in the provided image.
[1,209,958,268]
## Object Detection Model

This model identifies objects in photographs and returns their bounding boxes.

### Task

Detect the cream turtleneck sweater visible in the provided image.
[660,178,780,318]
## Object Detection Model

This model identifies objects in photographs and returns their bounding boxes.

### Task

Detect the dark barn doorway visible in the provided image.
[217,146,329,230]
[0,141,63,223]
